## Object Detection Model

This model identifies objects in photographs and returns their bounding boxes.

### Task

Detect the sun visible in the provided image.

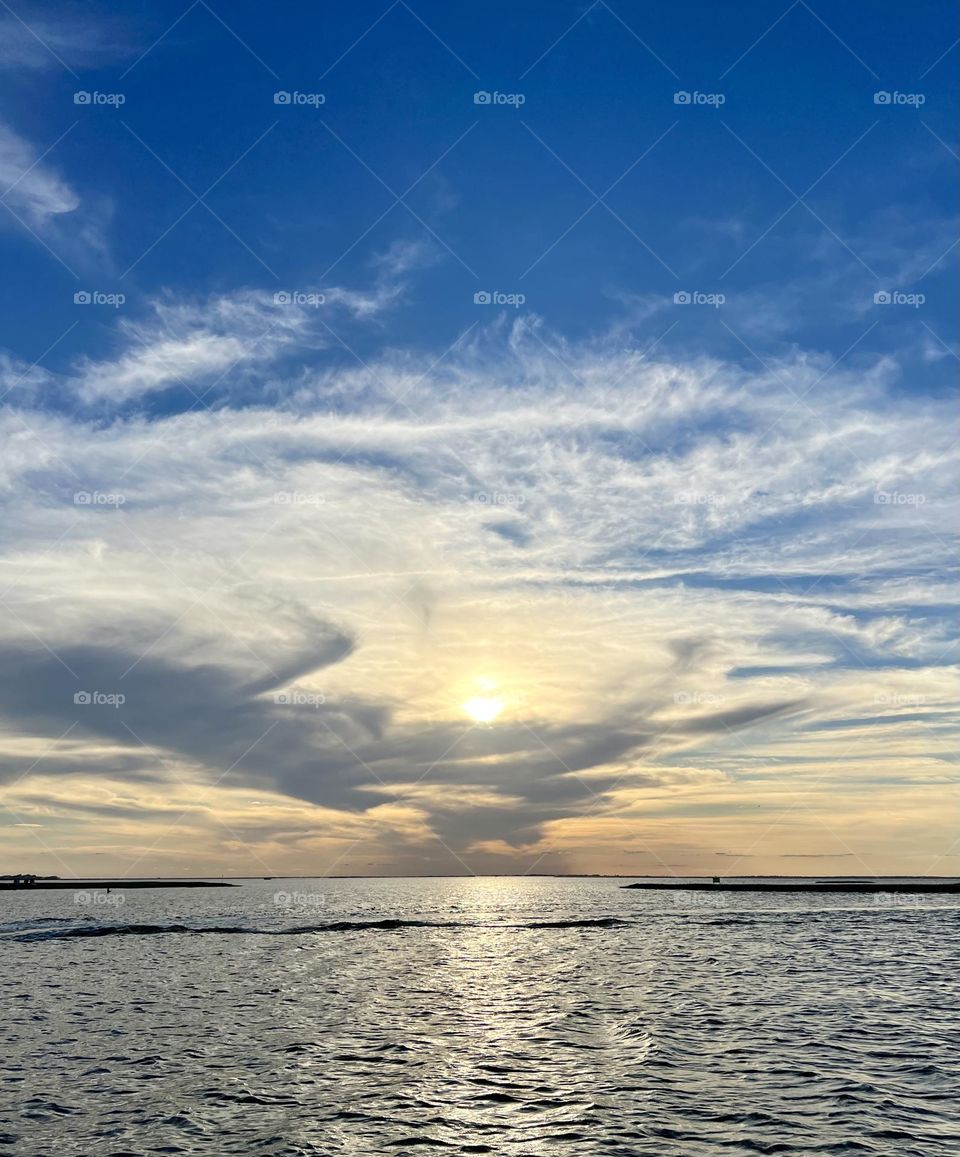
[463,694,504,724]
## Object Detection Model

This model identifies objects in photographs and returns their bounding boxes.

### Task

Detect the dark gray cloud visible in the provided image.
[0,616,807,856]
[680,700,804,734]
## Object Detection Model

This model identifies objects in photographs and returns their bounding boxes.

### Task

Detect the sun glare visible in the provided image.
[463,695,504,724]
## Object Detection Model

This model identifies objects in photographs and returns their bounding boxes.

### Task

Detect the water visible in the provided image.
[2,877,959,1155]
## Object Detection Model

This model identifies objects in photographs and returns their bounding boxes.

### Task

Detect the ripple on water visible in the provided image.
[1,880,958,1155]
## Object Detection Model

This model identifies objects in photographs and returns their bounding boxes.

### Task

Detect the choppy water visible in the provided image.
[2,877,959,1155]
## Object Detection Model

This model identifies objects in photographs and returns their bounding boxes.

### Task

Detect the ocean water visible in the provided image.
[2,877,959,1156]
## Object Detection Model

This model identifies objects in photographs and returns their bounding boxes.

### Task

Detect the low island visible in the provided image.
[622,878,960,893]
[1,876,238,891]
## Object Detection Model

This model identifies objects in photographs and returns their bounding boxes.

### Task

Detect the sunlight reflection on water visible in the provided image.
[2,877,958,1155]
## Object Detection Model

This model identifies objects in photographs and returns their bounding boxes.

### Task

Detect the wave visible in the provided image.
[0,915,92,933]
[11,915,631,943]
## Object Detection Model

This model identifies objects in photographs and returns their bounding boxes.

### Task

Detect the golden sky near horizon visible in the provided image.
[1,327,957,880]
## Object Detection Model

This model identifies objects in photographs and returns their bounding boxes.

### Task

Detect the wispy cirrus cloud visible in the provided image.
[72,291,307,405]
[0,117,111,270]
[0,14,126,72]
[0,119,78,225]
[72,277,420,405]
[0,317,956,875]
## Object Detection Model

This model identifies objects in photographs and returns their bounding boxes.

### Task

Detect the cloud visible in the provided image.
[73,265,421,404]
[0,17,124,71]
[0,321,957,873]
[780,853,856,858]
[73,291,306,405]
[0,119,79,225]
[0,117,110,266]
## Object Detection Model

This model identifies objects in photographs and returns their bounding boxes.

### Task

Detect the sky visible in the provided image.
[0,0,957,879]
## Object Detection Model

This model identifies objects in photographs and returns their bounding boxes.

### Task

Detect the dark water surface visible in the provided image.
[2,877,958,1155]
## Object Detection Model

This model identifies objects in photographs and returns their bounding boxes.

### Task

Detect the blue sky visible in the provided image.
[2,0,956,386]
[0,1,957,877]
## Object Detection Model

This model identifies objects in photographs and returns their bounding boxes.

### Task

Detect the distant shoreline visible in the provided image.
[3,873,959,889]
[0,879,237,891]
[621,880,960,893]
